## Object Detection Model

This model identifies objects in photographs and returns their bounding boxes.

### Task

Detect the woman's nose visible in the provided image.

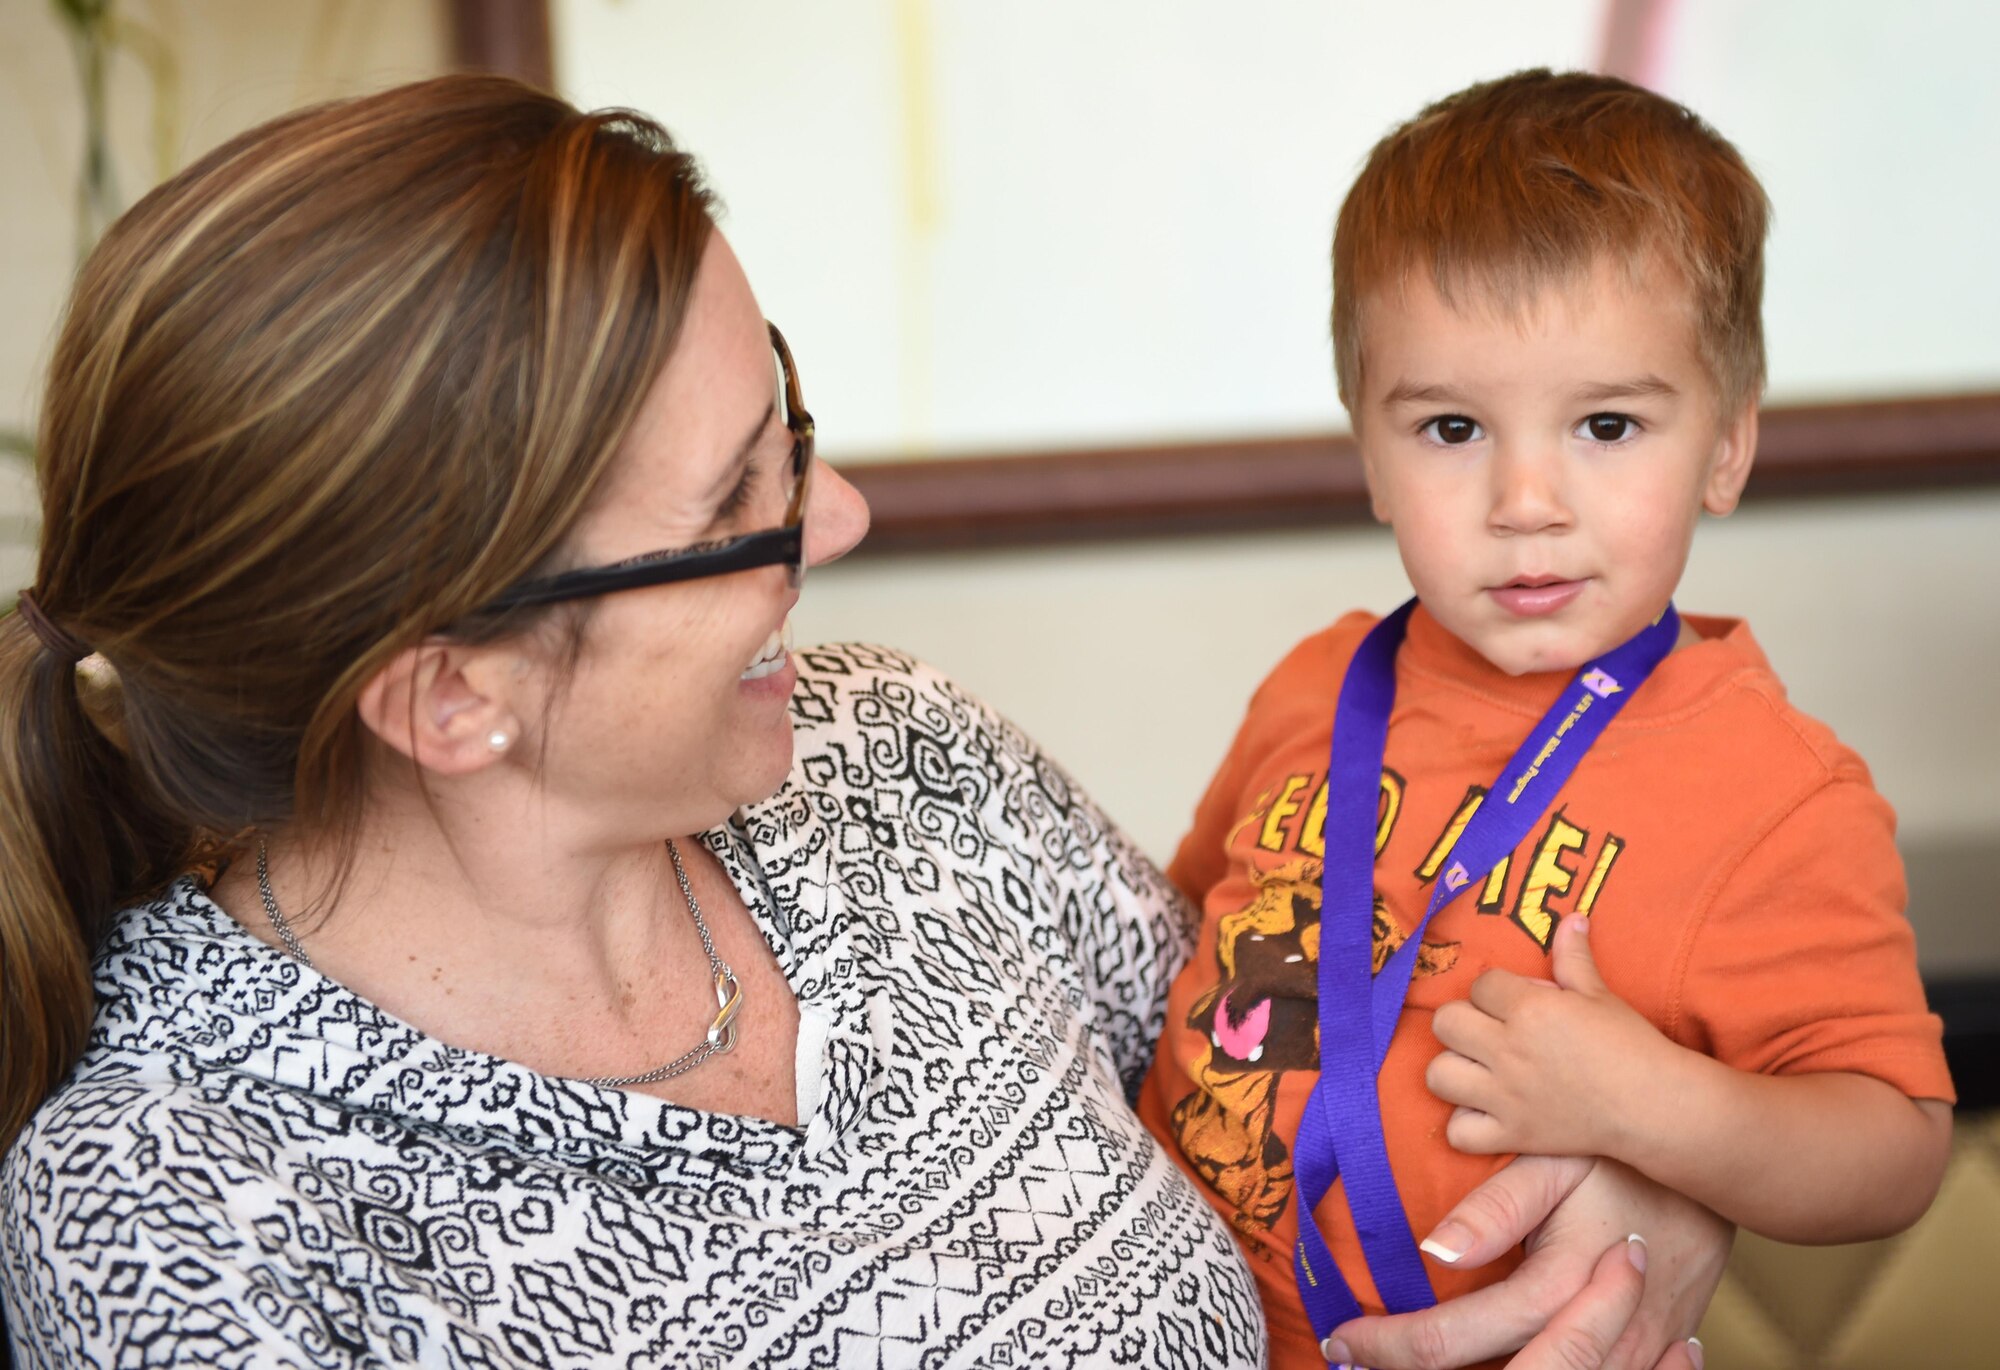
[804,458,871,569]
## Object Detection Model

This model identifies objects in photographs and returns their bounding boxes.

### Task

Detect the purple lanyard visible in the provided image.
[1291,598,1679,1336]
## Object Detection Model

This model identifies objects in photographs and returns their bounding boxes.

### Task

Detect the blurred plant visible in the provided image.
[53,0,181,264]
[1,2,181,482]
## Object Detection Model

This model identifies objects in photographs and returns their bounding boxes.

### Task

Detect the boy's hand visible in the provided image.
[1426,914,1668,1160]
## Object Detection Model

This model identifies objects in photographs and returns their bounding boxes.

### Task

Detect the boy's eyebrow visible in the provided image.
[1379,376,1683,408]
[1570,375,1680,402]
[1380,380,1470,407]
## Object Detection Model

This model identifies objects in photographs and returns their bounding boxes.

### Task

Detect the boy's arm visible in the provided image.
[1428,914,1953,1244]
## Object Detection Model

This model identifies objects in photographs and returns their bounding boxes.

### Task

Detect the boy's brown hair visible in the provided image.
[1332,68,1770,419]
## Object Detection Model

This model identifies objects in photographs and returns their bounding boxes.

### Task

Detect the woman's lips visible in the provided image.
[1489,579,1586,616]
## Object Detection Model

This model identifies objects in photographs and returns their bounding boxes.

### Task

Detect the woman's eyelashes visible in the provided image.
[712,453,761,520]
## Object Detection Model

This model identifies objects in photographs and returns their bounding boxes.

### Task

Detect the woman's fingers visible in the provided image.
[1416,1152,1591,1268]
[1502,1237,1646,1369]
[1531,1160,1732,1370]
[1326,1155,1595,1369]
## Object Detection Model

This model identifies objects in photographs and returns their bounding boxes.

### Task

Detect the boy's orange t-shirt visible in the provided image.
[1136,605,1954,1368]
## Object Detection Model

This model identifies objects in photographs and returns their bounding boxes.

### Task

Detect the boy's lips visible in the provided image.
[1489,577,1586,616]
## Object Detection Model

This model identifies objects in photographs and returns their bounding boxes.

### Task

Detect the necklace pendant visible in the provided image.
[707,969,743,1051]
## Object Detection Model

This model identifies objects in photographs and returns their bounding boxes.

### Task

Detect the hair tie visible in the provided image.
[14,590,92,664]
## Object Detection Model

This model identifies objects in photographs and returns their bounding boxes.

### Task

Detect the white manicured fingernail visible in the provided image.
[1419,1237,1463,1263]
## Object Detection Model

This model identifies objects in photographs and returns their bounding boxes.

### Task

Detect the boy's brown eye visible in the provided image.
[1585,414,1634,442]
[1426,415,1481,445]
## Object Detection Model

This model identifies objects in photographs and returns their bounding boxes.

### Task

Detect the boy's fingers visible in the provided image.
[1430,998,1475,1049]
[1444,1104,1510,1154]
[1549,915,1606,995]
[1423,1050,1490,1109]
[1467,967,1532,1016]
[1503,1237,1646,1370]
[1432,1000,1504,1058]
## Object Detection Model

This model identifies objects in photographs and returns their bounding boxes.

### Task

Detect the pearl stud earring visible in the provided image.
[487,730,511,752]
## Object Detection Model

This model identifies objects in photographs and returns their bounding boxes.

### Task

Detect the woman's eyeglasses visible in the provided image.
[477,321,814,614]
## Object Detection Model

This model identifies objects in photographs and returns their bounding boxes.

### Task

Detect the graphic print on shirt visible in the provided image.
[1171,767,1628,1238]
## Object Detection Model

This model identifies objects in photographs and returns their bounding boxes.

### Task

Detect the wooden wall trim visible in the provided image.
[840,391,2000,555]
[446,0,554,90]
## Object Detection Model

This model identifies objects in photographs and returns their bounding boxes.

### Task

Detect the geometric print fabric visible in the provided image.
[3,644,1265,1367]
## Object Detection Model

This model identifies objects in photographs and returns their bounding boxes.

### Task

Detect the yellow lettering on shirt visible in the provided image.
[1298,780,1328,857]
[1376,769,1405,856]
[1260,774,1311,852]
[1416,786,1486,881]
[1576,833,1625,916]
[1513,810,1588,947]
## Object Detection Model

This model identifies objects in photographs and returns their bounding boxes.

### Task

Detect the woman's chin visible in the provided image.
[734,667,800,804]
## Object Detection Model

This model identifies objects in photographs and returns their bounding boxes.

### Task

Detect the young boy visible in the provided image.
[1137,69,1954,1368]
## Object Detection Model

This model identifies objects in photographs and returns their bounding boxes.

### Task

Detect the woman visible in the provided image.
[1,78,1716,1367]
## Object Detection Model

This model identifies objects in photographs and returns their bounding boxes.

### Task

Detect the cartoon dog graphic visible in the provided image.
[1170,858,1459,1236]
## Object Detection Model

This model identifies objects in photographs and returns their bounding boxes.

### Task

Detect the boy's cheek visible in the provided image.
[1357,443,1396,523]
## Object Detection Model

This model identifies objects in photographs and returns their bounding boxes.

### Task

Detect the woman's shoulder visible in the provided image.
[785,642,1047,807]
[2,1060,268,1318]
[780,641,1112,853]
[765,641,1178,972]
[786,641,983,735]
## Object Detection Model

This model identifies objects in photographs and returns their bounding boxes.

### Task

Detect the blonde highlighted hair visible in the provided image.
[1,76,714,1149]
[1332,68,1771,417]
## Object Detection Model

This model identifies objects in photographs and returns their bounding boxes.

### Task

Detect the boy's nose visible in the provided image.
[1486,442,1572,535]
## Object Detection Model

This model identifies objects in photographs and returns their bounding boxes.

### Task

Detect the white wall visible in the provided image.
[556,0,2000,459]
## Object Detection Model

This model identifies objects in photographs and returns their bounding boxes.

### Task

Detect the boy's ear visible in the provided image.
[356,640,524,776]
[1701,400,1759,516]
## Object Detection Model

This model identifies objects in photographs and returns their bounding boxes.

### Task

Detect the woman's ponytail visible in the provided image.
[0,611,183,1150]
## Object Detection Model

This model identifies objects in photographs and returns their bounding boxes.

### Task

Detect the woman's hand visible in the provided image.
[1502,1236,1704,1370]
[1320,1154,1731,1370]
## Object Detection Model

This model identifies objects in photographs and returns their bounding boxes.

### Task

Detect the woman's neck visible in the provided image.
[210,781,715,1067]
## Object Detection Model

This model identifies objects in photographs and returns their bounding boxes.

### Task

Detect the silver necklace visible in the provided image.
[254,837,743,1088]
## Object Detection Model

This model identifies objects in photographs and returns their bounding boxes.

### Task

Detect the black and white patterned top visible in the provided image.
[2,644,1264,1368]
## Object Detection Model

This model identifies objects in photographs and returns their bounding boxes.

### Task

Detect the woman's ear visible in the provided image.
[356,640,524,776]
[1702,401,1759,516]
